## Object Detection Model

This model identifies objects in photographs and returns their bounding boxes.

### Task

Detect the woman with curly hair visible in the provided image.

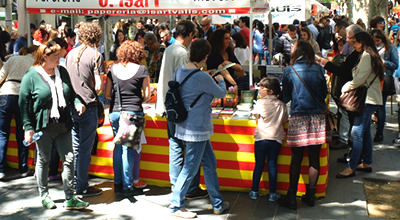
[104,40,151,197]
[65,21,105,197]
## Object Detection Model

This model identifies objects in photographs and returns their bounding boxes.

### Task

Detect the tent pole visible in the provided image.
[268,11,272,65]
[249,7,253,87]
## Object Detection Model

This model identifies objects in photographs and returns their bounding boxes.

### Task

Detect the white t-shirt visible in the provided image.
[234,47,250,65]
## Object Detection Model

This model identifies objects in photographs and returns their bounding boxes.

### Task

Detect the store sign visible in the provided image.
[270,0,305,24]
[27,0,268,16]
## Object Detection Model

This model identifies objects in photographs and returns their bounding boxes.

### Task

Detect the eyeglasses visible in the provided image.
[200,23,208,27]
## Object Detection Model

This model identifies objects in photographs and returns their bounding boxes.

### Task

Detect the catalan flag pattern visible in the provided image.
[7,114,328,197]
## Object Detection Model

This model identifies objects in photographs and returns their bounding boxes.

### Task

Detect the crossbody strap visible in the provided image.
[291,66,328,112]
[113,70,123,111]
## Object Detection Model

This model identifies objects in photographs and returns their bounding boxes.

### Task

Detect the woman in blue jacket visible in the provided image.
[370,29,399,142]
[279,40,328,210]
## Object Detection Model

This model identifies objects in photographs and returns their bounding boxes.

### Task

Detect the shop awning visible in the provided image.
[26,0,269,16]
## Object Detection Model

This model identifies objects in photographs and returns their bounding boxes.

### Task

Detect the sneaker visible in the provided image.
[249,190,259,200]
[0,172,5,180]
[185,188,209,200]
[21,169,34,178]
[133,180,147,188]
[64,195,89,210]
[214,201,230,215]
[170,209,197,218]
[41,192,57,209]
[123,187,144,197]
[49,175,61,181]
[393,138,400,147]
[269,192,281,202]
[76,187,102,197]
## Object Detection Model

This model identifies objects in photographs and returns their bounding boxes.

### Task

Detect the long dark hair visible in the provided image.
[208,29,233,54]
[290,40,315,66]
[113,29,125,46]
[370,29,390,52]
[354,31,385,81]
[231,33,247,49]
[259,76,282,100]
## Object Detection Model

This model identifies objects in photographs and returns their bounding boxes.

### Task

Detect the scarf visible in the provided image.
[36,66,66,120]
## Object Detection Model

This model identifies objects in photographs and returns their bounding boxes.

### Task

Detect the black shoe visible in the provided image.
[76,187,102,197]
[278,196,297,210]
[337,153,350,164]
[185,188,209,200]
[123,187,144,197]
[336,170,356,178]
[301,185,316,207]
[374,134,383,142]
[114,183,123,193]
[356,167,372,173]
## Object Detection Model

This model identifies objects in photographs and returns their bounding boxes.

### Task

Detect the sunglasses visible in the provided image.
[378,21,385,24]
[200,23,208,27]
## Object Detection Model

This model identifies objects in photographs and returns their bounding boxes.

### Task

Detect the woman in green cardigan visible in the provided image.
[19,41,88,210]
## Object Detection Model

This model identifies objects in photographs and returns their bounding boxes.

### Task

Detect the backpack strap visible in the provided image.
[177,68,204,110]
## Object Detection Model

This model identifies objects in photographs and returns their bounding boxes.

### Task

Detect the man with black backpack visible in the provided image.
[156,20,208,199]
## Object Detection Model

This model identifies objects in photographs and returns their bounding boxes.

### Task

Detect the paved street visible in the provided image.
[0,102,399,219]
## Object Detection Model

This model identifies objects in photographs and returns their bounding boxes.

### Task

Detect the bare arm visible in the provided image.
[142,76,151,103]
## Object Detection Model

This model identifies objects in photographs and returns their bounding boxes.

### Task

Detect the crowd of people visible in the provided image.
[0,11,399,218]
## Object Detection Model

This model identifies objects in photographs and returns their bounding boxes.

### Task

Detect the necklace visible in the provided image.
[193,62,200,69]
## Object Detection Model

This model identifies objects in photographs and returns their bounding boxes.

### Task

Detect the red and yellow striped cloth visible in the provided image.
[7,115,328,197]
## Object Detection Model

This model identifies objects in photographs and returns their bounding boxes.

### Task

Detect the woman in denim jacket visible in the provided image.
[370,29,399,142]
[279,40,328,210]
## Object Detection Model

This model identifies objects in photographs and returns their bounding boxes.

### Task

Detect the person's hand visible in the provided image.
[24,130,35,145]
[221,61,232,66]
[215,74,224,82]
[318,57,328,66]
[75,103,86,116]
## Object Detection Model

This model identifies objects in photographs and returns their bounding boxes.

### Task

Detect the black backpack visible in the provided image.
[164,69,204,123]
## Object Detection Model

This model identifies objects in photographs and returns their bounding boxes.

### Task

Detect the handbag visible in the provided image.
[76,62,105,127]
[338,74,378,116]
[291,66,337,132]
[112,71,145,150]
[382,74,396,96]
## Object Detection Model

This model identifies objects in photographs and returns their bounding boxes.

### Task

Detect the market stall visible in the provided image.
[7,0,329,197]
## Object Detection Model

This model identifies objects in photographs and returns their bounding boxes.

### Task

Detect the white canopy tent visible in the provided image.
[19,0,269,86]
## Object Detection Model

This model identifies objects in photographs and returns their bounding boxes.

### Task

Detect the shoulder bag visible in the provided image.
[291,66,337,132]
[112,71,145,150]
[338,74,378,116]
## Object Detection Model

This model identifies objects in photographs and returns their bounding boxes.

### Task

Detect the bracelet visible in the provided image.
[233,84,237,86]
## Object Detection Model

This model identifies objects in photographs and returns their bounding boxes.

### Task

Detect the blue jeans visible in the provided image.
[169,140,224,211]
[110,111,143,190]
[348,105,379,170]
[376,95,388,136]
[167,121,199,194]
[0,95,27,174]
[71,106,98,193]
[251,140,281,193]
